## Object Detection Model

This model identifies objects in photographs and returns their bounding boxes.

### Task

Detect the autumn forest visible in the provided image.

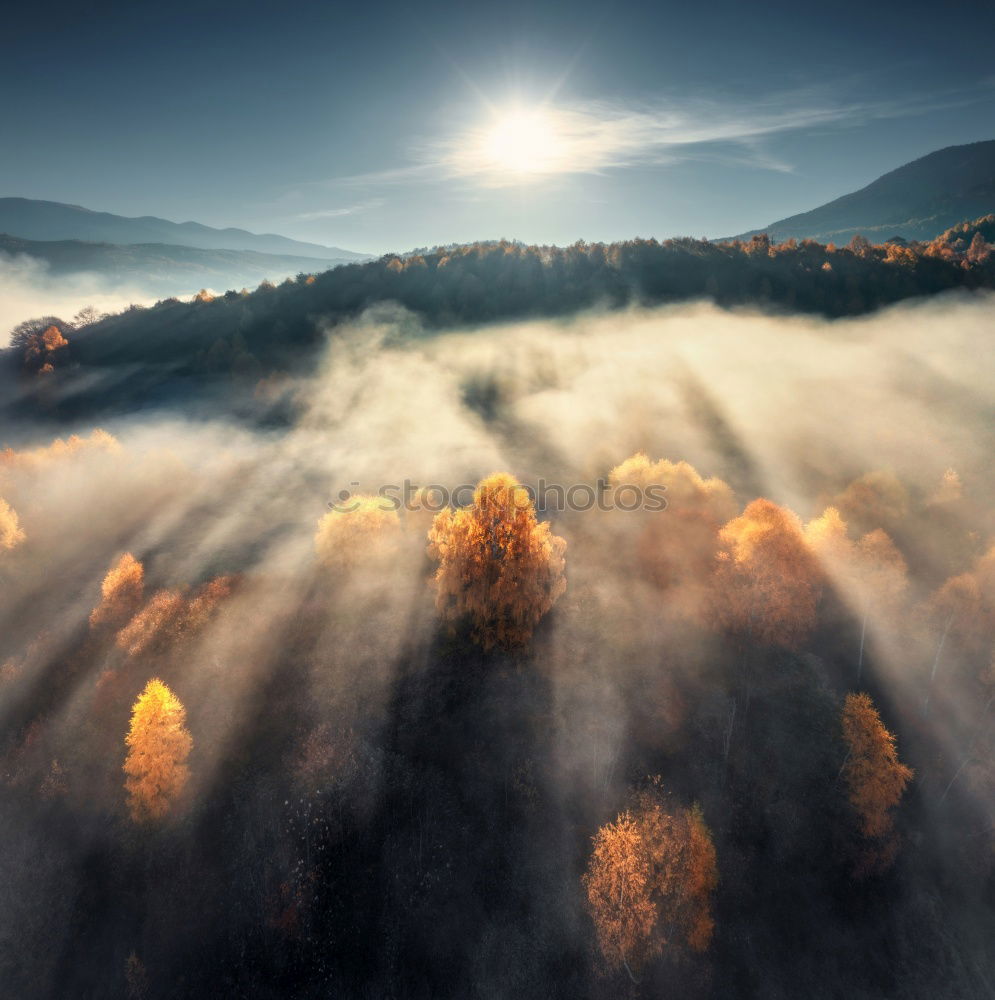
[1,246,995,999]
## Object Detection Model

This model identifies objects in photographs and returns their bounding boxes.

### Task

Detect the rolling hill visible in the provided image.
[731,139,995,244]
[0,197,367,261]
[0,233,349,296]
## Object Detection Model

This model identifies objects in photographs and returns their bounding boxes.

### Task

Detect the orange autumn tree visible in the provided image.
[841,693,912,872]
[116,576,236,657]
[0,497,26,551]
[23,325,69,373]
[803,506,853,580]
[90,553,145,628]
[428,472,566,650]
[583,811,656,978]
[117,590,187,657]
[0,428,120,470]
[608,454,735,521]
[609,455,735,615]
[123,678,192,821]
[583,782,718,979]
[712,498,821,649]
[314,495,400,569]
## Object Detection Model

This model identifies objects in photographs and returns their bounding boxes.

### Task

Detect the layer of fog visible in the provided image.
[2,291,991,775]
[2,291,994,994]
[1,252,171,345]
[2,293,994,917]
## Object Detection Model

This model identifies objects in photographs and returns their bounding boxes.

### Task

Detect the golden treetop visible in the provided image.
[90,552,145,628]
[609,454,735,521]
[428,472,566,650]
[582,781,718,977]
[0,497,26,551]
[123,678,193,822]
[0,429,120,470]
[713,498,821,649]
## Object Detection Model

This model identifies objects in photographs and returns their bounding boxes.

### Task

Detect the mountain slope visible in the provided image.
[731,139,995,244]
[0,197,367,261]
[0,234,344,296]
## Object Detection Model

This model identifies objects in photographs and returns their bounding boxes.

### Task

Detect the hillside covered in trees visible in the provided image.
[1,276,994,997]
[3,220,994,423]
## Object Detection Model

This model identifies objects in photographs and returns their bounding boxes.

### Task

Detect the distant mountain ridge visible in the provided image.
[0,233,345,296]
[730,139,995,244]
[0,197,367,261]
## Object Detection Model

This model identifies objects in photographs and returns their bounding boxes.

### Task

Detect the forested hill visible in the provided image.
[4,226,994,420]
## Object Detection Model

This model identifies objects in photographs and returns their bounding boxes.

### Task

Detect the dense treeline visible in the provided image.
[3,221,994,419]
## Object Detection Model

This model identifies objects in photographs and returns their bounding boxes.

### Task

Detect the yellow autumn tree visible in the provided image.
[0,497,26,551]
[115,576,236,657]
[0,428,120,469]
[117,590,186,657]
[841,693,912,872]
[609,455,735,617]
[804,506,853,572]
[712,498,821,649]
[583,782,718,979]
[428,472,566,650]
[608,454,735,520]
[314,495,400,569]
[123,678,192,821]
[90,553,145,628]
[181,574,237,631]
[583,811,657,978]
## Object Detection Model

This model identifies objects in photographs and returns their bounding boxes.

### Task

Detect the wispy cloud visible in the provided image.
[294,199,384,220]
[333,81,995,189]
[423,94,925,186]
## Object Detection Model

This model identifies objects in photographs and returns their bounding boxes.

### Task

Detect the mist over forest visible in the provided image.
[2,281,994,997]
[5,0,995,991]
[4,225,995,425]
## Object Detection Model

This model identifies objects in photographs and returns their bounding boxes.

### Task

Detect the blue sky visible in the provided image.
[3,0,994,253]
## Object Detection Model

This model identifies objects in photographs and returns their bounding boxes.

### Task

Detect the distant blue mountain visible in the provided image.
[0,197,367,262]
[0,233,350,296]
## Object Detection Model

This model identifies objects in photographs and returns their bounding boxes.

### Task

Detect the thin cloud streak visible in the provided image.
[294,199,385,220]
[427,94,958,187]
[329,81,995,190]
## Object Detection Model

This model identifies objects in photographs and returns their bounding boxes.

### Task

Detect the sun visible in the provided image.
[479,107,563,177]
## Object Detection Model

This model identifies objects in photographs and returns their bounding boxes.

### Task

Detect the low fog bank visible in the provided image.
[1,294,994,998]
[0,253,158,346]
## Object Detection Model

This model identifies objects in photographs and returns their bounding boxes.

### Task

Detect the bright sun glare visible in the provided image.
[480,108,563,176]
